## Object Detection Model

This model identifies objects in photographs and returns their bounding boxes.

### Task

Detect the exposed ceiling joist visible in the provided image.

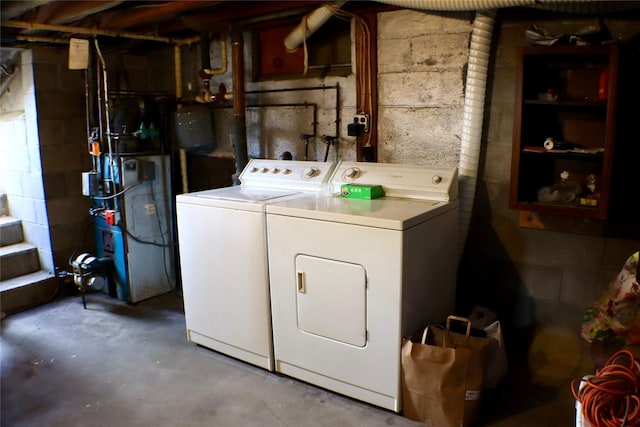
[0,1,54,20]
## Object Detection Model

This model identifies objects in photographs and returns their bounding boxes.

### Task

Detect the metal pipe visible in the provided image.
[84,68,96,170]
[335,82,340,160]
[174,44,190,194]
[1,20,192,44]
[15,35,69,44]
[231,30,248,181]
[94,39,116,194]
[202,37,228,76]
[246,84,339,95]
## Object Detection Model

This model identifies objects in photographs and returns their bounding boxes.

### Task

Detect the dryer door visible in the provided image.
[295,255,366,347]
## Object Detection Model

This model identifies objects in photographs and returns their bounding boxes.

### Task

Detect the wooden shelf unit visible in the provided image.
[509,45,619,220]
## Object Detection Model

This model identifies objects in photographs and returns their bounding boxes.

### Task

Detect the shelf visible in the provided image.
[513,201,602,219]
[524,99,607,108]
[510,45,619,222]
[522,146,604,157]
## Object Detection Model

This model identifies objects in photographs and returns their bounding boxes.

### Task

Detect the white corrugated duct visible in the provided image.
[284,0,348,51]
[285,0,599,256]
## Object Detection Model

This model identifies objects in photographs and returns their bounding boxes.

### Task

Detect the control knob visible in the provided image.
[282,168,292,174]
[250,167,259,173]
[432,175,442,184]
[261,167,269,173]
[271,168,280,174]
[303,167,319,178]
[344,167,360,179]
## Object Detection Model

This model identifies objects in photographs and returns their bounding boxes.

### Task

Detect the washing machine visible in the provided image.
[175,159,336,371]
[266,161,459,411]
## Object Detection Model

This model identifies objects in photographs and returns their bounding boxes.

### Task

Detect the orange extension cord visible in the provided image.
[572,349,640,427]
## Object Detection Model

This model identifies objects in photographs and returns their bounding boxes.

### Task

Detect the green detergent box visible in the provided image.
[340,184,384,199]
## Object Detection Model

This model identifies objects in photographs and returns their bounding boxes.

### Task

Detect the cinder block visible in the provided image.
[33,63,60,90]
[516,262,562,302]
[409,33,470,71]
[379,71,463,107]
[42,171,69,199]
[483,143,512,183]
[560,267,605,307]
[378,38,412,73]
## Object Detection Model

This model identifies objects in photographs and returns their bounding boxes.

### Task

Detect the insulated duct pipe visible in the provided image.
[231,31,248,181]
[458,9,495,257]
[284,0,348,51]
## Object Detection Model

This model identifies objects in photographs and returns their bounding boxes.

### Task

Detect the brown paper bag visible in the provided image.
[401,316,490,427]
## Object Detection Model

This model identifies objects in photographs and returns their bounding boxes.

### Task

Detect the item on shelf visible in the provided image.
[543,137,578,151]
[537,171,582,204]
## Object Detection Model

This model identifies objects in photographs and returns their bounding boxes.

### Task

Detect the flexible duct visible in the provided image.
[284,0,348,51]
[377,0,534,10]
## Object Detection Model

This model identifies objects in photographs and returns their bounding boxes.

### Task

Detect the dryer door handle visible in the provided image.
[297,272,306,293]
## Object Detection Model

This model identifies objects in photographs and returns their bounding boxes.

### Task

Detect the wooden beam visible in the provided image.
[92,1,219,30]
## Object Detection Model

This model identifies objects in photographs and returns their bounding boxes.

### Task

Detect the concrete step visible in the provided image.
[0,242,40,281]
[0,193,8,216]
[0,270,58,315]
[0,216,24,247]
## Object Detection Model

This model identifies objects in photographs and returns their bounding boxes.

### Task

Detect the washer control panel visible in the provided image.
[329,161,458,201]
[240,159,336,191]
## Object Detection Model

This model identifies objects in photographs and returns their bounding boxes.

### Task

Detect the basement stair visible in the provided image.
[0,194,57,316]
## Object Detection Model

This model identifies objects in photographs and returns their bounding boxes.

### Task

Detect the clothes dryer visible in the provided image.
[176,159,336,370]
[266,161,459,411]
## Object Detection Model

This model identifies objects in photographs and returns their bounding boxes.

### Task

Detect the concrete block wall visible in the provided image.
[31,46,93,270]
[0,49,54,275]
[377,10,472,167]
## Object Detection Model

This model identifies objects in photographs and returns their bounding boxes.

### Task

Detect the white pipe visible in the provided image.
[284,0,348,51]
[458,10,495,257]
[377,0,534,10]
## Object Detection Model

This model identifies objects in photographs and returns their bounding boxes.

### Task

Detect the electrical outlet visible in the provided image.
[353,114,369,133]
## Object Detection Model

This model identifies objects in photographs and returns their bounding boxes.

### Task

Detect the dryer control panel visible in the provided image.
[240,159,337,192]
[328,162,458,202]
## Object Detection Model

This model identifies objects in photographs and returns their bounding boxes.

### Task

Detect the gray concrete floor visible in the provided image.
[1,291,585,427]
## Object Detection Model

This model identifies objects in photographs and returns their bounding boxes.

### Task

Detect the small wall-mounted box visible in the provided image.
[82,171,99,196]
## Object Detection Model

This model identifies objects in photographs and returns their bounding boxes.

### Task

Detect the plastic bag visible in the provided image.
[581,252,639,343]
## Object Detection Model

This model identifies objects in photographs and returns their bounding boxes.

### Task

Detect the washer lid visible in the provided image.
[176,186,301,212]
[266,195,457,230]
[196,187,299,202]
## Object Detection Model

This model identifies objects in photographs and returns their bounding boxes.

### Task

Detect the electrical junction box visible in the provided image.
[82,171,99,196]
[348,114,370,136]
[122,159,156,187]
[341,184,384,200]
